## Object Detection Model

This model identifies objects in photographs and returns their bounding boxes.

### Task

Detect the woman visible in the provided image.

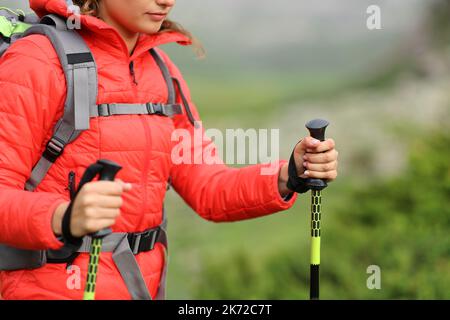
[0,0,338,300]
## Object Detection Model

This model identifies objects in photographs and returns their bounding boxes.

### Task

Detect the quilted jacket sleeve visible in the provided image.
[161,50,298,222]
[0,35,68,250]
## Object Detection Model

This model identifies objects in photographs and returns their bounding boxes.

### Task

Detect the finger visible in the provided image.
[293,154,306,176]
[304,170,338,180]
[82,181,127,196]
[93,208,121,219]
[84,208,121,220]
[99,195,124,209]
[86,219,116,234]
[303,149,338,164]
[81,194,124,209]
[295,137,321,154]
[304,161,337,172]
[306,139,335,153]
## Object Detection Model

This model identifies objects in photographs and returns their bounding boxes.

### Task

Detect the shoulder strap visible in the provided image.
[150,48,197,127]
[24,14,98,191]
[150,48,176,105]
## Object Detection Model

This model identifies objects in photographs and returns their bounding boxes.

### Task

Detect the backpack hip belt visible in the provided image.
[48,222,169,301]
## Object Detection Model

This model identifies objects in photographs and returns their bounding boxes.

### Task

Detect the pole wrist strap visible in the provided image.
[61,202,83,249]
[286,143,311,194]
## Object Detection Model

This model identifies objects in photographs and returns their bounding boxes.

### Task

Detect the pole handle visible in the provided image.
[97,159,122,181]
[90,159,122,238]
[305,119,329,190]
[306,119,329,142]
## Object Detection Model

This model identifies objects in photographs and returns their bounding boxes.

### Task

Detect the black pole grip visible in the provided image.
[91,159,122,238]
[306,119,329,142]
[304,119,329,191]
[97,159,122,182]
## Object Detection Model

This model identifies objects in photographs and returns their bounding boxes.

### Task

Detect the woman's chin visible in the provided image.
[137,22,163,35]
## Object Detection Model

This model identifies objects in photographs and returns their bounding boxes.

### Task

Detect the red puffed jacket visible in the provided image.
[0,0,297,299]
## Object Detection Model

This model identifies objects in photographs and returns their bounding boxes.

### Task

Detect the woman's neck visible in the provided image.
[117,28,140,56]
[98,10,139,56]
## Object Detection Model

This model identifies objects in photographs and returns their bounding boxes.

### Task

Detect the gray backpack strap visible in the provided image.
[154,206,169,300]
[23,14,39,24]
[78,231,166,300]
[77,208,168,300]
[0,245,46,271]
[150,48,197,129]
[78,232,152,300]
[111,235,153,300]
[150,48,176,105]
[24,14,97,191]
[0,40,8,56]
[148,49,172,299]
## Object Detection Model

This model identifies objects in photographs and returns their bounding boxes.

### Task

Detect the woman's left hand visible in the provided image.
[278,137,339,197]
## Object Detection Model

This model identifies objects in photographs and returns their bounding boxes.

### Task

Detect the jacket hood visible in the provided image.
[29,0,192,60]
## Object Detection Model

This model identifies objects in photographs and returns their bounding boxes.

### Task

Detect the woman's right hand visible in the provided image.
[52,180,132,238]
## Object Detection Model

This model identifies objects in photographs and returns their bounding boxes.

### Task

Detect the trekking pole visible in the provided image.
[83,159,122,300]
[304,119,329,300]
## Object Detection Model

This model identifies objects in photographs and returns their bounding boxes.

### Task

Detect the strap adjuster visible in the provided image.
[43,137,65,163]
[98,104,111,117]
[128,227,160,254]
[146,103,164,116]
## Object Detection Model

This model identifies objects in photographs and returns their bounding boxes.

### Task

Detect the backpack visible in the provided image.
[0,6,195,300]
[0,7,38,55]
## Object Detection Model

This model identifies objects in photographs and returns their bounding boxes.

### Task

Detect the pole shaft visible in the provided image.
[310,265,320,299]
[310,189,322,300]
[83,238,102,300]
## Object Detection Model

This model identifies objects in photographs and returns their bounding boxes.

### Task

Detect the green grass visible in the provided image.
[185,73,343,126]
[160,46,450,299]
[165,179,348,299]
[166,130,450,299]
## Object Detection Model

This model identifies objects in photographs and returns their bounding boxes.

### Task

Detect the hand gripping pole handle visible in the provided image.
[90,159,122,238]
[305,119,329,191]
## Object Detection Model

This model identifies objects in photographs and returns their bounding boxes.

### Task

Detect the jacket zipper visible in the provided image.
[66,170,76,201]
[129,61,138,86]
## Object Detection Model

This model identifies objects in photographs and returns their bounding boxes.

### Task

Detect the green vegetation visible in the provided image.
[184,130,450,299]
[166,0,450,300]
[163,65,450,299]
[180,71,355,127]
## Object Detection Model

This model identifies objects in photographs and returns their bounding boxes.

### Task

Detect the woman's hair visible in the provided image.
[73,0,204,57]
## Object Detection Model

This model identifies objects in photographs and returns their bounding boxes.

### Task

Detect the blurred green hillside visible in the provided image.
[162,0,450,299]
[190,129,450,299]
[164,103,450,299]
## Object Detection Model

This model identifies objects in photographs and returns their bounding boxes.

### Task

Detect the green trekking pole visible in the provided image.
[304,119,329,300]
[83,159,122,300]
